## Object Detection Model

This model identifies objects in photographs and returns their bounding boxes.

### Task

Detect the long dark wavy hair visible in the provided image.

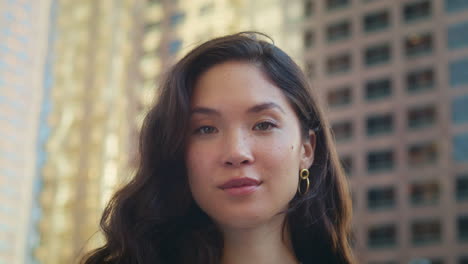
[80,32,355,264]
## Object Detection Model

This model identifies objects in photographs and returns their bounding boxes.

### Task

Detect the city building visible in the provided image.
[35,0,140,263]
[0,0,52,263]
[300,0,468,263]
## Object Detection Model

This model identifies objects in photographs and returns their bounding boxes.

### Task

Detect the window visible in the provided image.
[452,95,468,124]
[460,256,468,264]
[405,33,433,57]
[367,113,393,136]
[144,21,161,32]
[410,180,440,206]
[457,174,468,201]
[326,0,350,11]
[170,11,185,27]
[450,58,468,88]
[411,219,441,245]
[148,0,160,6]
[326,53,351,75]
[458,215,468,242]
[408,141,438,167]
[341,155,353,176]
[453,133,468,162]
[199,3,214,15]
[169,39,182,54]
[368,224,397,248]
[408,105,436,129]
[305,61,315,78]
[409,259,443,264]
[368,150,394,173]
[304,30,314,49]
[445,0,468,13]
[365,43,391,66]
[304,0,314,17]
[404,0,431,23]
[326,20,351,43]
[366,78,392,100]
[367,186,395,210]
[364,10,390,33]
[327,86,352,107]
[332,120,353,142]
[448,21,468,50]
[407,68,435,93]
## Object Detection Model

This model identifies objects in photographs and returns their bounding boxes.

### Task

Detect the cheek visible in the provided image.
[258,134,301,169]
[256,135,302,192]
[185,143,216,195]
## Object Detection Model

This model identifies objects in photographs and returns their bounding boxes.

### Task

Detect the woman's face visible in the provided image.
[185,61,315,230]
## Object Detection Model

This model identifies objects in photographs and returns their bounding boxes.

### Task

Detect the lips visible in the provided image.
[219,177,261,189]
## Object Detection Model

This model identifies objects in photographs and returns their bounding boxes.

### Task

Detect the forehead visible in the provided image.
[191,61,290,110]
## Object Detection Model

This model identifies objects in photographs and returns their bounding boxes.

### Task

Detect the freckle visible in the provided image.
[291,145,294,150]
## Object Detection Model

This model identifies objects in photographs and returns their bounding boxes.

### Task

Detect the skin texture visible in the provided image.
[185,61,316,264]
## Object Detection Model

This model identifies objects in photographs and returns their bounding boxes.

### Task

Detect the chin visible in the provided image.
[213,209,286,230]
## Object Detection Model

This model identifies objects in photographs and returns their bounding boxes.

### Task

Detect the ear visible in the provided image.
[300,130,316,170]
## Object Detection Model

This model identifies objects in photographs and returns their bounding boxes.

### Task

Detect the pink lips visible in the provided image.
[219,178,261,196]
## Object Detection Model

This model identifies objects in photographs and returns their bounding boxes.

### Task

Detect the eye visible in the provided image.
[194,126,218,135]
[253,121,277,131]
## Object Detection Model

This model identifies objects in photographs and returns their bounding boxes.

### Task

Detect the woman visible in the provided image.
[81,32,355,264]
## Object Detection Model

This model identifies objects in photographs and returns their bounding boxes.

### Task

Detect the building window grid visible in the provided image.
[457,174,468,201]
[368,261,397,264]
[169,11,185,27]
[332,120,353,142]
[407,104,436,129]
[453,133,468,162]
[405,32,433,58]
[408,141,438,167]
[403,0,432,23]
[448,21,468,50]
[368,149,394,173]
[364,9,390,33]
[449,58,468,88]
[305,61,315,79]
[452,95,468,124]
[368,224,397,248]
[304,30,314,49]
[367,113,393,136]
[326,20,352,43]
[411,219,441,246]
[304,0,314,17]
[365,43,391,66]
[366,78,392,101]
[326,0,350,11]
[367,186,395,210]
[328,86,352,108]
[445,0,468,13]
[326,53,352,75]
[410,180,440,206]
[407,68,435,93]
[460,256,468,264]
[458,215,468,242]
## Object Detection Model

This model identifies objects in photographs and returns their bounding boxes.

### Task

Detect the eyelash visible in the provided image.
[253,121,277,131]
[193,121,278,135]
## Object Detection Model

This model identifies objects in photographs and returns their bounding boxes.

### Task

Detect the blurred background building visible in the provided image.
[301,0,468,263]
[0,0,467,263]
[0,0,52,263]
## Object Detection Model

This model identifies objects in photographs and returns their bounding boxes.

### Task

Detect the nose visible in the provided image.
[222,130,254,167]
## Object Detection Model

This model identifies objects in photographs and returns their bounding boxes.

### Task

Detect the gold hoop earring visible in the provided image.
[298,169,310,195]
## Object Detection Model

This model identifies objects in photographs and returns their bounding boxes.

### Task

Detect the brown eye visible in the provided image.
[253,121,277,131]
[195,126,218,134]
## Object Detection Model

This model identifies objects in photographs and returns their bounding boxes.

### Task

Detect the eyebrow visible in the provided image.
[191,102,286,116]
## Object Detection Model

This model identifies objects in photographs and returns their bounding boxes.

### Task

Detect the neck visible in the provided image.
[220,214,299,264]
